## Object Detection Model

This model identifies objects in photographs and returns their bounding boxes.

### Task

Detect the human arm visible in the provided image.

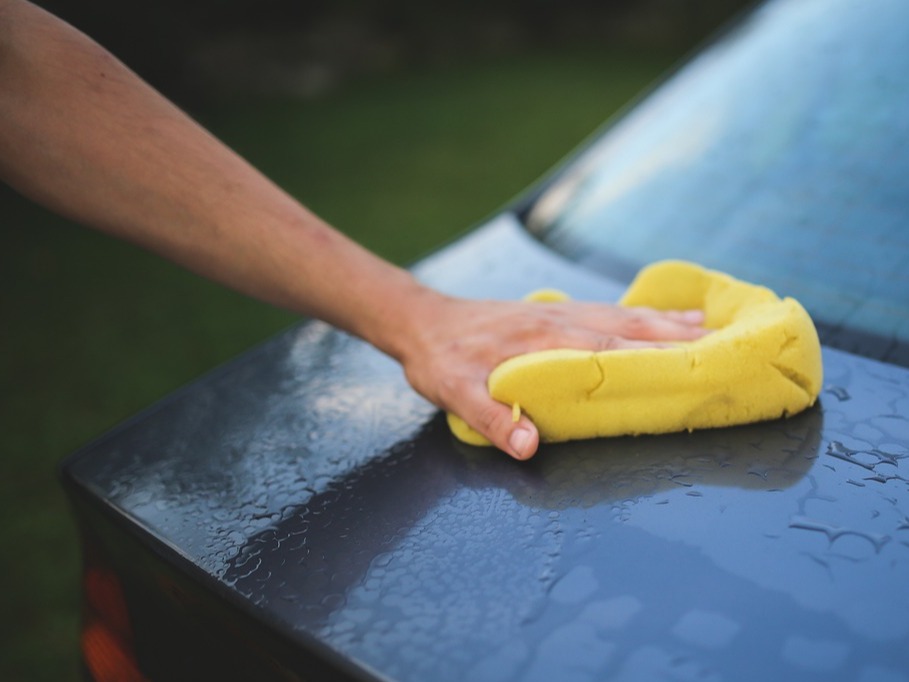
[0,0,706,459]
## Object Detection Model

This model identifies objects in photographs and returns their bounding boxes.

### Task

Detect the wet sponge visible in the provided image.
[448,260,823,446]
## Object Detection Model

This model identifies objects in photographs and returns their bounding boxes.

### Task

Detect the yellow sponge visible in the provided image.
[448,260,823,446]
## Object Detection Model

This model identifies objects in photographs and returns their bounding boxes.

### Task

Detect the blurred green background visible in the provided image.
[1,1,751,679]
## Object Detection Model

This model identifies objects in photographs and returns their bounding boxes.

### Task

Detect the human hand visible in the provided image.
[397,295,708,461]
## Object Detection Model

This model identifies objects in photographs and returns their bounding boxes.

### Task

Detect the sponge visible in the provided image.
[448,260,823,446]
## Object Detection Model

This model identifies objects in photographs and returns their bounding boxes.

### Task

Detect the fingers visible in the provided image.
[499,304,707,355]
[400,297,710,463]
[663,309,707,325]
[553,303,708,343]
[455,382,540,460]
[619,306,708,341]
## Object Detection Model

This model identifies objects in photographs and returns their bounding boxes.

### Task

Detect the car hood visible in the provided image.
[63,214,909,681]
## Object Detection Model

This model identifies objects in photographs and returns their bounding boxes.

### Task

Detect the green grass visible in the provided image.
[0,47,675,681]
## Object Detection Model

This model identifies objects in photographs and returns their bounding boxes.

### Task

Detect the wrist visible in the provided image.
[357,273,452,365]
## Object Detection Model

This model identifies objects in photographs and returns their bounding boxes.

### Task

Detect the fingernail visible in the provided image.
[509,427,532,459]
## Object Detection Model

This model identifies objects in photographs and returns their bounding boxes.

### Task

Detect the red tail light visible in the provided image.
[81,564,148,682]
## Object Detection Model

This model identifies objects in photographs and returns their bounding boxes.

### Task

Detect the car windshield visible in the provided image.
[526,0,909,367]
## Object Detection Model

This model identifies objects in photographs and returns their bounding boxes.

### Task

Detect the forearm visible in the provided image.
[0,0,437,357]
[0,1,709,461]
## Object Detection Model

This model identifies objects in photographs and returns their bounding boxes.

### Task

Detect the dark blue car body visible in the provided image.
[62,0,909,679]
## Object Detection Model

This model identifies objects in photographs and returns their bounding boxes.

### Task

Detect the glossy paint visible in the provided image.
[62,0,909,678]
[65,217,909,681]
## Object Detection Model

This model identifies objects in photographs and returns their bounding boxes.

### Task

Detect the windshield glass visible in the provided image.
[528,0,909,366]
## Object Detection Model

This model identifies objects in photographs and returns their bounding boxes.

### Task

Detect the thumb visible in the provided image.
[504,417,539,460]
[450,386,540,460]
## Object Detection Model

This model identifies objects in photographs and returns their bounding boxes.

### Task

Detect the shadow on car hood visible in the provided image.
[65,215,909,681]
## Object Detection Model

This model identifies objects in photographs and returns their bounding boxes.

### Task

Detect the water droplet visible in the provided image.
[789,515,891,553]
[825,385,851,401]
[827,441,875,471]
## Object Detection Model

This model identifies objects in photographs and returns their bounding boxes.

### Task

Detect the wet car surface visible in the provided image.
[62,0,909,679]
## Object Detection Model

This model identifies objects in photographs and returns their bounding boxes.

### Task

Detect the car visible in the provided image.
[61,0,909,680]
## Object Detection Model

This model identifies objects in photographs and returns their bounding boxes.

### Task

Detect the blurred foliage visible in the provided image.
[38,0,754,106]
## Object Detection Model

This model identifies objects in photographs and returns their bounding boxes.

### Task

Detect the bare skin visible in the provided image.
[0,0,706,460]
